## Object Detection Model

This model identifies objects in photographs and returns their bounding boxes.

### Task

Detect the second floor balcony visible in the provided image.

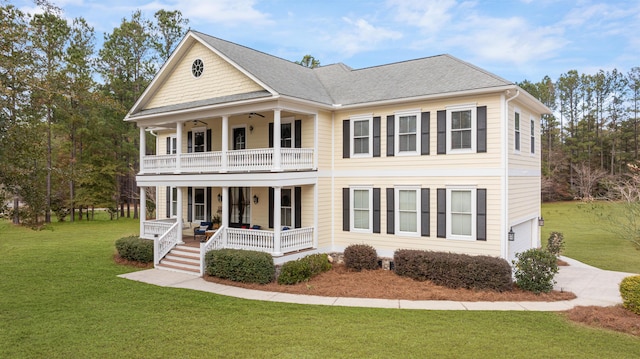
[141,147,315,174]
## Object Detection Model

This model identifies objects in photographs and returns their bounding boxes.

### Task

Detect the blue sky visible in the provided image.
[13,0,640,83]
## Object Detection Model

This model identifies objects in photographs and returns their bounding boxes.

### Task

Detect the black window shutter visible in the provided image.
[373,188,380,233]
[187,187,193,222]
[437,110,446,154]
[268,123,274,148]
[166,137,171,155]
[343,120,350,158]
[386,115,395,157]
[421,112,430,155]
[295,120,302,148]
[421,188,430,237]
[206,187,212,221]
[268,187,274,228]
[166,187,170,217]
[477,189,487,241]
[477,106,487,153]
[437,188,446,238]
[373,116,381,157]
[206,129,212,152]
[187,131,193,153]
[342,188,350,231]
[386,188,394,234]
[295,187,302,228]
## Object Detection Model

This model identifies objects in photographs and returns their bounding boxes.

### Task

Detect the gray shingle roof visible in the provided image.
[167,31,514,109]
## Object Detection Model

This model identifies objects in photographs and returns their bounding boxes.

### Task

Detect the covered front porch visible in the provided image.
[138,181,318,274]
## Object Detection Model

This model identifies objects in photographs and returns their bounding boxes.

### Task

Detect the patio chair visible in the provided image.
[194,221,212,242]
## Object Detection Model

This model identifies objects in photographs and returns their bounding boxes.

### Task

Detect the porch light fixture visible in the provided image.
[249,125,254,133]
[253,195,259,204]
[508,227,515,242]
[217,193,222,202]
[538,216,545,227]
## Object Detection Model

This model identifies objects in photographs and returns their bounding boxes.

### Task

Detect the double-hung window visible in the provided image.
[530,118,535,154]
[447,187,476,240]
[281,188,293,227]
[395,112,419,155]
[351,115,372,157]
[350,187,372,232]
[515,111,521,152]
[194,188,205,222]
[167,135,177,154]
[395,187,420,235]
[446,105,476,153]
[171,187,178,217]
[193,127,206,153]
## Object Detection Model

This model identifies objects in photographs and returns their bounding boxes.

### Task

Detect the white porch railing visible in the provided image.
[142,218,175,239]
[154,221,179,265]
[226,228,275,252]
[281,227,314,252]
[140,148,314,174]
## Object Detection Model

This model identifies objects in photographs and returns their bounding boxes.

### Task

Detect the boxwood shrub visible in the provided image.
[205,249,275,284]
[115,236,154,263]
[344,244,378,271]
[278,253,332,285]
[394,249,513,292]
[620,275,640,315]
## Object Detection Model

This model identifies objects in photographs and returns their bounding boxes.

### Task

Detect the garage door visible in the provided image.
[508,219,534,262]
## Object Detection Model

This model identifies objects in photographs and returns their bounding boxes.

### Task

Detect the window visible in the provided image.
[446,187,476,240]
[351,116,372,157]
[446,106,476,152]
[281,123,292,148]
[193,127,206,153]
[515,111,521,151]
[396,113,419,154]
[530,118,535,154]
[395,187,419,235]
[281,188,292,227]
[191,59,204,78]
[194,188,205,222]
[171,187,178,217]
[167,135,177,155]
[350,188,372,232]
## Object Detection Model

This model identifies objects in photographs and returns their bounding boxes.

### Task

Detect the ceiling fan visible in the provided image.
[248,112,265,118]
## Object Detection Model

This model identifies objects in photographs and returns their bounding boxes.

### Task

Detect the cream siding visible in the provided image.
[145,42,265,110]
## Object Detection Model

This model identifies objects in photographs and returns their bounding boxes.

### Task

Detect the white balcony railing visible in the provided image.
[140,148,314,174]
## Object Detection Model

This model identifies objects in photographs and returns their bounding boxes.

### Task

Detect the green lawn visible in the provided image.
[0,212,638,358]
[542,201,640,273]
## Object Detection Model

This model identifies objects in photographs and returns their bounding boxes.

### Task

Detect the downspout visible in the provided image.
[502,89,520,260]
[330,111,336,252]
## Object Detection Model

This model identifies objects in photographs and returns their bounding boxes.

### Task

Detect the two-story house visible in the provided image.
[126,30,550,275]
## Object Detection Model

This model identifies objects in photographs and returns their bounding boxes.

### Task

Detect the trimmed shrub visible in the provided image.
[205,249,275,284]
[513,248,559,293]
[115,236,154,263]
[546,232,565,257]
[620,275,640,315]
[394,249,513,292]
[278,253,332,285]
[344,244,378,271]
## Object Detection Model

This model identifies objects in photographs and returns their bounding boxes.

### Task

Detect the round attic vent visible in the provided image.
[191,59,204,78]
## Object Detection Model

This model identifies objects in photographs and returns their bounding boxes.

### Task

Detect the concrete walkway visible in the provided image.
[118,256,637,311]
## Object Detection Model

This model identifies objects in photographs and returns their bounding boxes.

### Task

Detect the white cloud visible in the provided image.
[329,17,402,57]
[386,0,457,35]
[172,0,273,26]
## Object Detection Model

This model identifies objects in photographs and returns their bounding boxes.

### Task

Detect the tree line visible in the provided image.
[519,67,640,202]
[0,1,189,225]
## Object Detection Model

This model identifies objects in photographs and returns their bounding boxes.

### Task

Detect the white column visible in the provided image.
[139,127,146,174]
[272,109,281,171]
[313,183,318,249]
[221,186,229,247]
[273,186,282,255]
[221,116,229,173]
[139,187,146,237]
[176,187,184,243]
[176,122,183,173]
[313,113,318,170]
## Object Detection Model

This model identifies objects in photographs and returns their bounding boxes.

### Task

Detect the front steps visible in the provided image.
[157,244,200,274]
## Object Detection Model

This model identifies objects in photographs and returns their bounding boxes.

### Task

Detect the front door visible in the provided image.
[229,187,250,228]
[233,127,246,150]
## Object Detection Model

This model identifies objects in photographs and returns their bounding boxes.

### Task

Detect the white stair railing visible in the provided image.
[142,219,175,239]
[154,221,180,265]
[200,226,225,276]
